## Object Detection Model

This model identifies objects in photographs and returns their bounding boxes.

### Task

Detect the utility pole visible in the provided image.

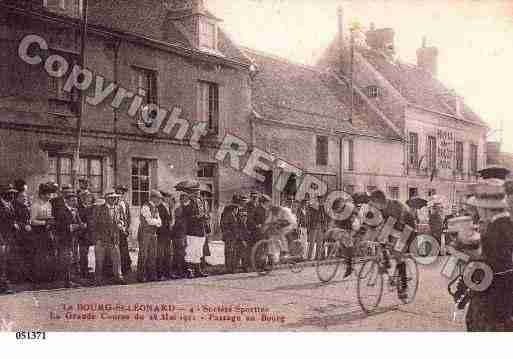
[72,0,88,190]
[349,25,355,124]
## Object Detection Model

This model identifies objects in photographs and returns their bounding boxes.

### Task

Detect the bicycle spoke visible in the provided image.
[316,242,343,283]
[357,259,384,314]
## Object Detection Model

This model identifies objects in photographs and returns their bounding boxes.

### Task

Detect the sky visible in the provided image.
[208,0,513,152]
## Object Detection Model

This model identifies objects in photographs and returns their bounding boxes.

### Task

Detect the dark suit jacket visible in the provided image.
[91,204,121,245]
[157,203,172,242]
[54,205,83,241]
[182,198,209,237]
[468,216,513,326]
[50,196,65,218]
[0,198,18,241]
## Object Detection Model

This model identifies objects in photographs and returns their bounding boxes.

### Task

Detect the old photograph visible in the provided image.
[1,0,513,334]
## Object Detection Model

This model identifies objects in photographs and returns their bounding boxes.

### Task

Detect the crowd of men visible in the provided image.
[3,167,513,332]
[0,179,213,294]
[0,177,348,295]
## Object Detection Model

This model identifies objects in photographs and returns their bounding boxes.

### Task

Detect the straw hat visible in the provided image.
[104,189,121,198]
[150,189,164,199]
[466,178,508,209]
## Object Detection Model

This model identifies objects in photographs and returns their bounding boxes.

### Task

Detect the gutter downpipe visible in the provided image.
[339,135,345,190]
[113,39,121,187]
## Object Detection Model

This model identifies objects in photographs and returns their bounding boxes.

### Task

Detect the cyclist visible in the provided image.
[262,203,298,265]
[366,190,417,301]
[323,196,362,278]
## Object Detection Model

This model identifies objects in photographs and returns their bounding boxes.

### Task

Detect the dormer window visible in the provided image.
[366,85,381,98]
[199,18,217,50]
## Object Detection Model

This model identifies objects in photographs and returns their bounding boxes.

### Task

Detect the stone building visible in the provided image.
[0,0,491,232]
[244,48,403,204]
[0,0,254,234]
[317,20,489,207]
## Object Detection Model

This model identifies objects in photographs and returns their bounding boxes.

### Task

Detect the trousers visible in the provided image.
[137,234,157,281]
[95,240,122,280]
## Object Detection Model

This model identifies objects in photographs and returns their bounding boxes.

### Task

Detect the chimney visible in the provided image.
[416,36,438,77]
[365,26,395,57]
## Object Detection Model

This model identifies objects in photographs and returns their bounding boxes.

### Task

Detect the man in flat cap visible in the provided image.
[136,190,163,282]
[115,185,132,276]
[0,184,20,294]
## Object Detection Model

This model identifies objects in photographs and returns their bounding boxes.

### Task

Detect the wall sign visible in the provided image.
[437,129,454,170]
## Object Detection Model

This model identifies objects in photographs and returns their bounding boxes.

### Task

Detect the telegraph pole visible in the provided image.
[72,0,88,190]
[349,25,355,124]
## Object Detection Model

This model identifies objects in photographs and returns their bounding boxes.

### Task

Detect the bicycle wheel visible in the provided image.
[251,239,274,276]
[315,241,344,283]
[357,259,384,314]
[396,256,419,304]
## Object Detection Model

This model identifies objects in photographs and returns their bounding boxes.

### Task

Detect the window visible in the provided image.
[388,186,400,200]
[354,93,365,108]
[199,19,217,50]
[366,85,381,98]
[428,135,437,169]
[316,135,329,166]
[47,50,79,114]
[455,141,464,172]
[133,67,158,104]
[48,155,103,195]
[409,187,418,199]
[198,81,219,134]
[409,132,419,168]
[197,162,216,178]
[197,162,217,213]
[347,139,354,171]
[470,144,478,174]
[132,158,154,206]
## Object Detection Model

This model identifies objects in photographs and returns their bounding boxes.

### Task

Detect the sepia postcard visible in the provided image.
[1,0,513,336]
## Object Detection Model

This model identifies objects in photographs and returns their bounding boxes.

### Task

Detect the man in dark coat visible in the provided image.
[465,179,513,331]
[181,186,209,278]
[77,190,95,279]
[54,190,85,288]
[172,193,188,278]
[14,189,32,282]
[429,204,443,246]
[115,185,132,276]
[157,190,174,280]
[245,192,267,266]
[221,194,247,273]
[0,184,19,294]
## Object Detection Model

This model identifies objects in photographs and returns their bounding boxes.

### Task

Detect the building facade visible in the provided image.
[0,0,254,234]
[317,21,489,207]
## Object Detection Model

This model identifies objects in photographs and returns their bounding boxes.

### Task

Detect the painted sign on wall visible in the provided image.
[437,129,454,170]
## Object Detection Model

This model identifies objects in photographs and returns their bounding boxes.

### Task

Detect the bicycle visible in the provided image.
[251,236,304,275]
[315,228,376,283]
[356,242,419,314]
